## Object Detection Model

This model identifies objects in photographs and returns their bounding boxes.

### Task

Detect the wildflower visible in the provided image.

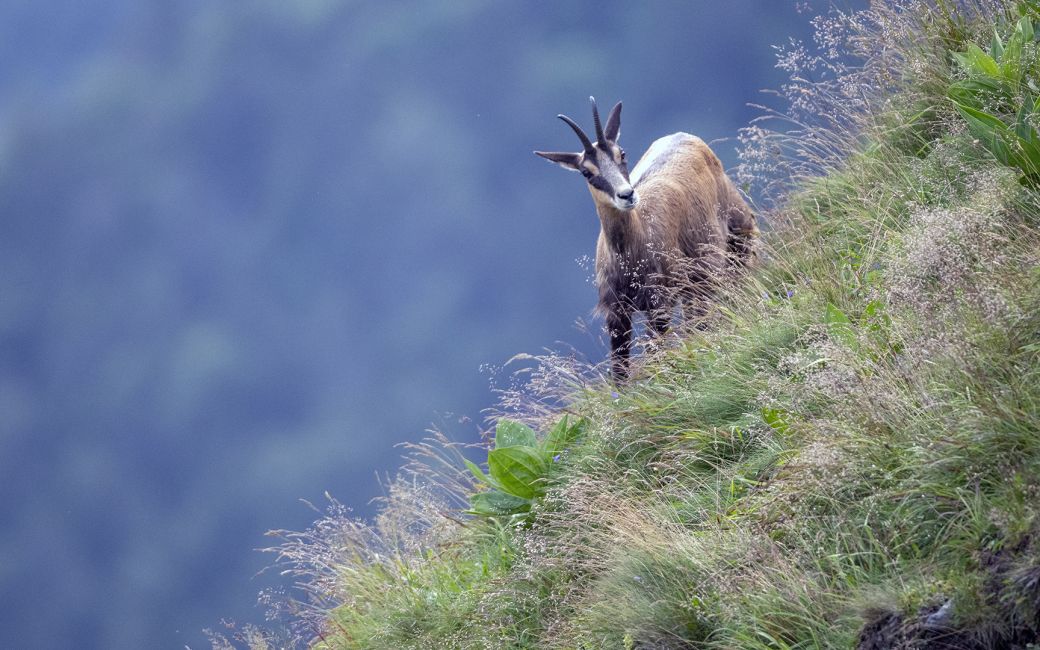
[611,391,620,400]
[552,454,561,463]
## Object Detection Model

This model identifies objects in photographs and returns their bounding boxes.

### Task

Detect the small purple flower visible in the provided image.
[786,289,795,298]
[552,454,561,463]
[633,575,643,583]
[611,391,620,400]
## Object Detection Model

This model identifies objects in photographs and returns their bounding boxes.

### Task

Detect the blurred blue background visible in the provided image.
[0,2,841,648]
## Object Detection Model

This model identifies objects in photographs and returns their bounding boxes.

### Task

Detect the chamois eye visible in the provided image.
[581,169,593,179]
[620,149,627,161]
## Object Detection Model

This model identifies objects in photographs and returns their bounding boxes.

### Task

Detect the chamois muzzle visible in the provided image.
[614,185,638,210]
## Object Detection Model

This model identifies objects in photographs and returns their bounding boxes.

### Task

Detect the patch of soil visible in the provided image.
[856,603,985,650]
[856,536,1040,650]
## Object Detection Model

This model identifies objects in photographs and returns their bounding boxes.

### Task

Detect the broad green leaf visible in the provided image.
[1001,35,1024,81]
[488,446,549,499]
[991,29,1004,60]
[1019,15,1034,42]
[760,408,790,435]
[1017,136,1040,177]
[494,419,538,449]
[863,299,891,333]
[998,19,1032,81]
[468,489,531,516]
[824,303,851,325]
[954,42,1000,77]
[825,303,858,349]
[948,77,1008,106]
[863,299,882,320]
[1016,93,1036,141]
[953,101,1016,166]
[543,416,586,456]
[464,458,494,487]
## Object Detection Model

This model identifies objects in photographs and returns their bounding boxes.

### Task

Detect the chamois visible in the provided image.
[535,97,758,381]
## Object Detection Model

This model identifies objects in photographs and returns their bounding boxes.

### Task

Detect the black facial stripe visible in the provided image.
[589,175,613,194]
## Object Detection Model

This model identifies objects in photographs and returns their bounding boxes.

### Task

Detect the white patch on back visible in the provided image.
[630,132,697,186]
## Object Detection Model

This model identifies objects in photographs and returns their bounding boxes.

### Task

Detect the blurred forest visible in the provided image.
[0,2,832,648]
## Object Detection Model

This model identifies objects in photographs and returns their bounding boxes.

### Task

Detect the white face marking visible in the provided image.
[611,192,638,211]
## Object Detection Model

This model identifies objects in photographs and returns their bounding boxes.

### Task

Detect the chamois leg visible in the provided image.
[606,308,632,382]
[724,200,759,267]
[679,255,722,329]
[640,308,673,360]
[680,283,713,331]
[648,309,671,337]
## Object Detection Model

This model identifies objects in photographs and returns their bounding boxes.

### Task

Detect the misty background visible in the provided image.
[0,2,846,648]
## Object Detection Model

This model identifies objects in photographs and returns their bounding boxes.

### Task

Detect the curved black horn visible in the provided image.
[557,114,593,153]
[605,101,622,142]
[590,96,605,145]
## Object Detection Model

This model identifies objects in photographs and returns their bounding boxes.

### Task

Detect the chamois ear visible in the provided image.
[604,101,622,142]
[534,150,582,171]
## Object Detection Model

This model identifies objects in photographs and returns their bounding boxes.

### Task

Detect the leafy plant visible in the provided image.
[465,417,586,517]
[948,15,1040,181]
[824,302,858,348]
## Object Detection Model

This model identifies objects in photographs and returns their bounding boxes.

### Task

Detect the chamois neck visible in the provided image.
[596,203,646,254]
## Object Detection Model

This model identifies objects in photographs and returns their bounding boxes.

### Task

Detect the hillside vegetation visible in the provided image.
[218,1,1040,648]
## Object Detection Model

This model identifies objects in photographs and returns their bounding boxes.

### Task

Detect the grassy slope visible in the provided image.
[232,2,1040,648]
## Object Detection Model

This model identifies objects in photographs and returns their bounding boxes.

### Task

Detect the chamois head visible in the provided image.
[535,97,636,211]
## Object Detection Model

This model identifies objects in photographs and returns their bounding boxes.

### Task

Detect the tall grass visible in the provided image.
[214,1,1040,648]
